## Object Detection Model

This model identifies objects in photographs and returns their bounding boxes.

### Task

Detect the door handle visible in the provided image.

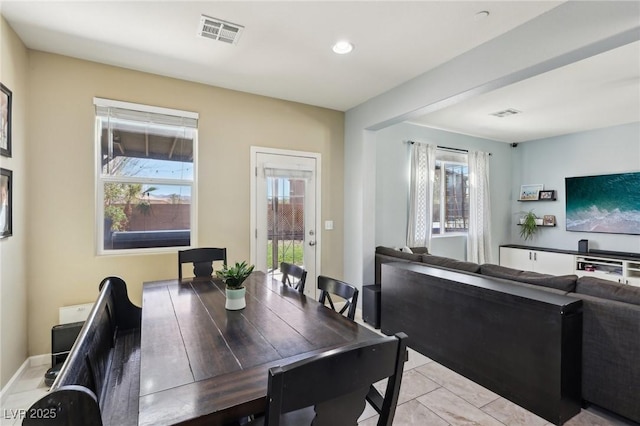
[308,241,316,246]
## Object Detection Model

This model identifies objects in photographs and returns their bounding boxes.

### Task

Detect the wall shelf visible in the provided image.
[518,189,557,201]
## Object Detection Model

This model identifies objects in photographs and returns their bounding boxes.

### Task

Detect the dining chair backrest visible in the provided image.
[317,275,359,320]
[263,332,408,426]
[280,262,307,293]
[178,247,227,281]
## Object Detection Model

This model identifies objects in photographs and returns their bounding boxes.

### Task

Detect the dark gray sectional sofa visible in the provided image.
[375,246,640,425]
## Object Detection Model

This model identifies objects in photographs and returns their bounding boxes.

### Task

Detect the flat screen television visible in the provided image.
[565,171,640,235]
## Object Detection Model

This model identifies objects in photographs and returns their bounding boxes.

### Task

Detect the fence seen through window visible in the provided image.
[95,99,197,252]
[267,177,305,272]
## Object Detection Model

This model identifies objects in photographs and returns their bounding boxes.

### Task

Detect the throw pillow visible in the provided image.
[375,246,423,262]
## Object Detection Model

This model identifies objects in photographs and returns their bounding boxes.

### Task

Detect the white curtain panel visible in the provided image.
[407,143,436,248]
[467,150,492,264]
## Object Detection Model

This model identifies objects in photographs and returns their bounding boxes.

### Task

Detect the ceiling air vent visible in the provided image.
[198,15,244,44]
[490,108,521,118]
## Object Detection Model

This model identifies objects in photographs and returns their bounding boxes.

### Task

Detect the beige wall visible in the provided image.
[0,17,30,388]
[25,52,344,356]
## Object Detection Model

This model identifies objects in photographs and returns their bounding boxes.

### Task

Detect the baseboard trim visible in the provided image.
[0,358,29,401]
[29,354,51,367]
[0,354,50,401]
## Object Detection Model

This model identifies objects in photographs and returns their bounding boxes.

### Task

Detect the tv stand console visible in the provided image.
[588,249,640,259]
[500,245,640,287]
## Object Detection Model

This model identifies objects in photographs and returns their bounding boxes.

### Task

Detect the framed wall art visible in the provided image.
[519,184,543,201]
[566,172,640,235]
[538,190,556,200]
[1,83,12,158]
[1,168,12,238]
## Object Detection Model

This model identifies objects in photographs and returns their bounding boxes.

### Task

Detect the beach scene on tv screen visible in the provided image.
[565,172,640,235]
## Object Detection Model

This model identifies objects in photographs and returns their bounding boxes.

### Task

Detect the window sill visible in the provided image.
[432,233,467,239]
[97,245,193,257]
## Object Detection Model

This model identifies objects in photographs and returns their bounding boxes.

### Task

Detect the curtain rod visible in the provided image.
[407,141,491,156]
[438,145,467,153]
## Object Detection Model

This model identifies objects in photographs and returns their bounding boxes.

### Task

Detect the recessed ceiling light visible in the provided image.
[332,41,354,55]
[490,108,521,118]
[475,10,490,20]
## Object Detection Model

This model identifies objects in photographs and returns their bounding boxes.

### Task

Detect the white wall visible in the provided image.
[509,122,640,253]
[375,123,512,262]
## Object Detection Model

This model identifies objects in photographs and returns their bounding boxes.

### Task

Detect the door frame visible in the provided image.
[250,146,322,284]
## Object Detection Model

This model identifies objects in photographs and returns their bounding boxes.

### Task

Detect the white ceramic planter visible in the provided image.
[225,287,246,310]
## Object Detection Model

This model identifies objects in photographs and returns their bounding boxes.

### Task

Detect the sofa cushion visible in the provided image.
[576,276,640,306]
[375,246,423,262]
[421,254,480,273]
[480,264,577,292]
[570,292,640,422]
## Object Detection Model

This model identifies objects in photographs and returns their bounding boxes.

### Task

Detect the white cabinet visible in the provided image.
[626,261,640,287]
[500,247,575,275]
[575,255,640,287]
[575,255,623,283]
[500,246,640,288]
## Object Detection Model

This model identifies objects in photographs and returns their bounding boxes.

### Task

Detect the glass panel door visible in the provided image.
[266,176,306,272]
[255,151,318,298]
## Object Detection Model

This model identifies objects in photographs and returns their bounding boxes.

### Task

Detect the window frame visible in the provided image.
[94,97,198,255]
[432,151,469,237]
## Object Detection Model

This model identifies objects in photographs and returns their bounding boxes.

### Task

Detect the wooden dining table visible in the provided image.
[137,271,384,426]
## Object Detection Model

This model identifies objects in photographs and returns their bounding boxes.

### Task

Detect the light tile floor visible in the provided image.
[353,315,635,426]
[0,317,635,426]
[1,363,49,426]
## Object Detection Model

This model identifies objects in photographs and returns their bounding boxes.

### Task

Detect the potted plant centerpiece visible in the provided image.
[216,261,255,310]
[519,210,539,241]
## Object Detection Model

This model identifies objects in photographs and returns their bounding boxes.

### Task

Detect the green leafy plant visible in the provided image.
[519,210,538,241]
[103,183,157,230]
[216,261,255,289]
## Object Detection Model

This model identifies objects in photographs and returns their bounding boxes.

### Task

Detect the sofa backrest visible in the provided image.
[575,276,640,306]
[480,264,577,293]
[375,246,424,262]
[421,254,480,274]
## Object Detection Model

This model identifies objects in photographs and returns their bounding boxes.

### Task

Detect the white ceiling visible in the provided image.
[0,1,561,111]
[2,1,639,142]
[408,40,640,142]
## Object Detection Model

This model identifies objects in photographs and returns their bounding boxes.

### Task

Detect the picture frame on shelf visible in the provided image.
[539,190,556,200]
[1,83,12,158]
[543,215,556,226]
[519,184,543,201]
[1,168,12,238]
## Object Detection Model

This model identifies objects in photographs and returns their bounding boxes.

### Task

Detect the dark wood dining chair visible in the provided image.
[317,275,359,320]
[178,247,227,281]
[246,332,408,426]
[280,262,307,293]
